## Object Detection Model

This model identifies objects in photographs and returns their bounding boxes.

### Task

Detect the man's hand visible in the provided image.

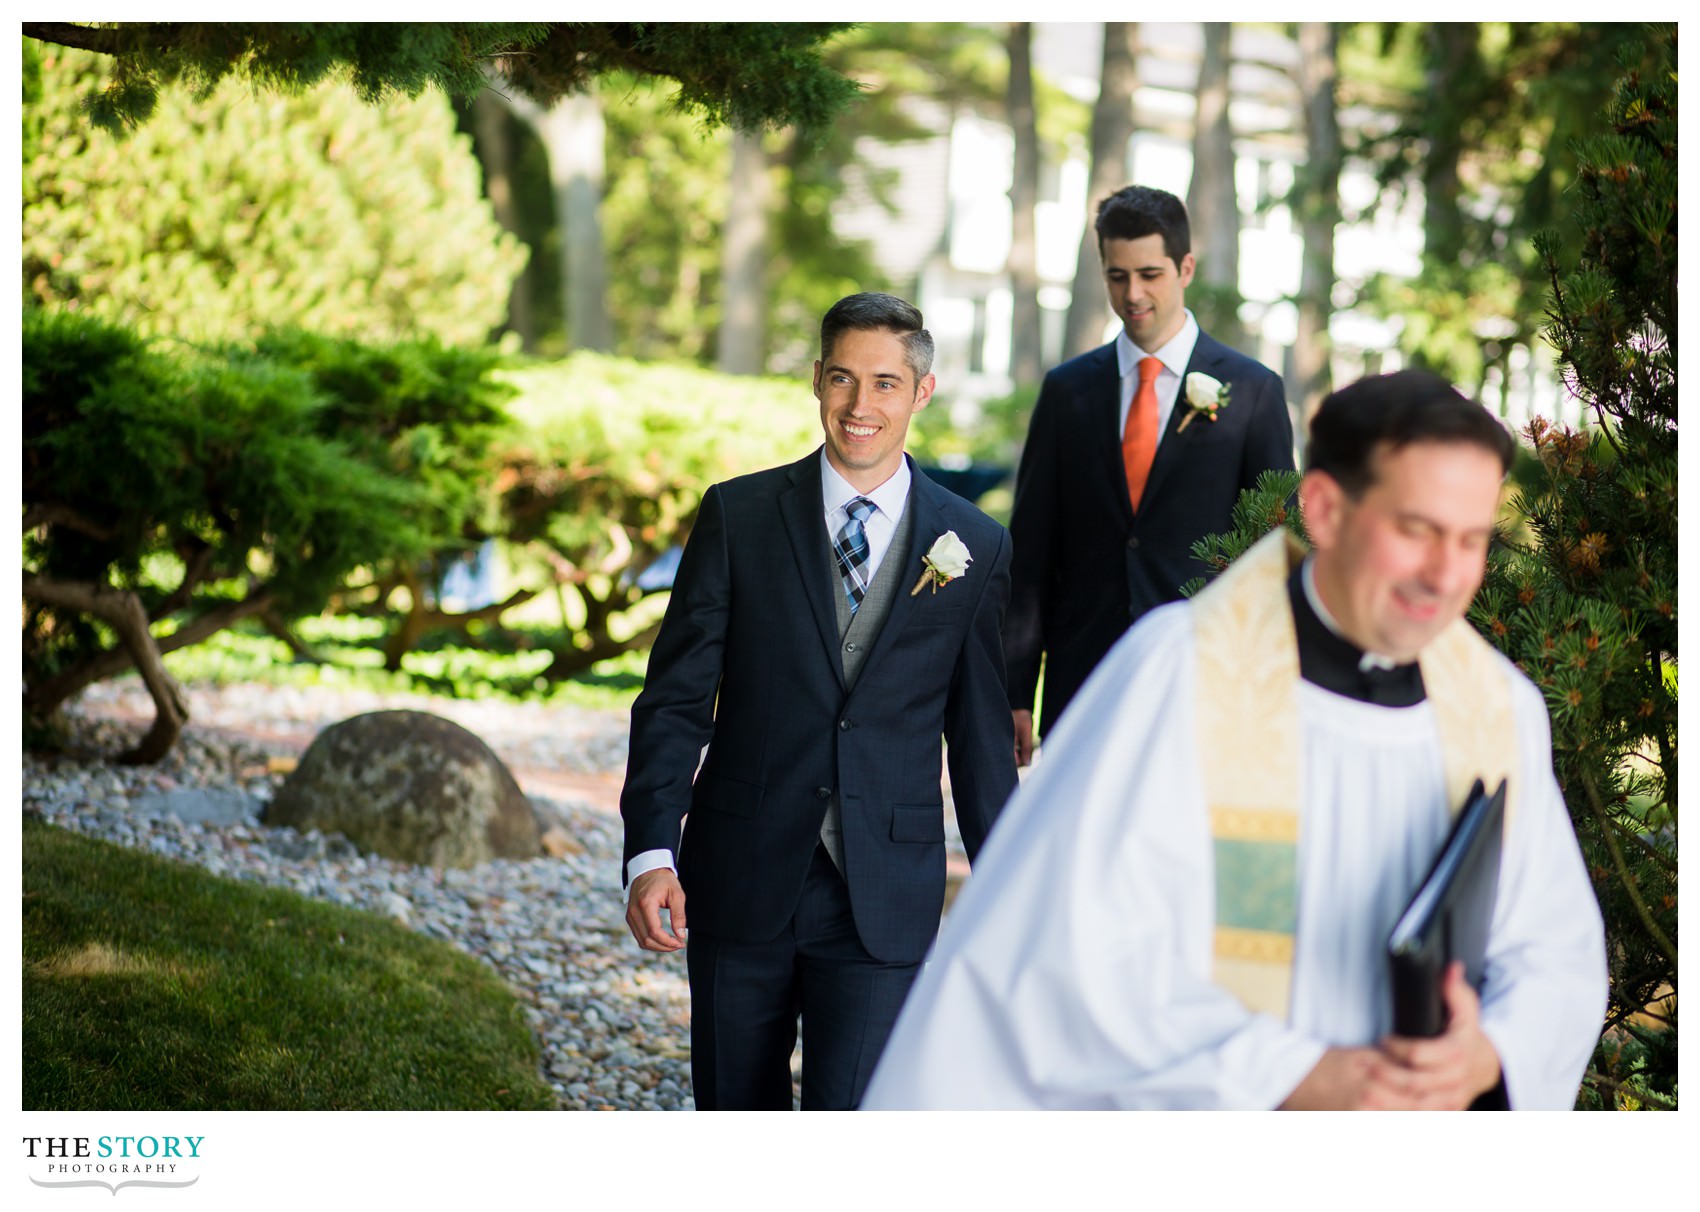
[1012,709,1036,767]
[1279,1046,1396,1110]
[1374,961,1503,1110]
[626,868,688,952]
[1281,963,1503,1109]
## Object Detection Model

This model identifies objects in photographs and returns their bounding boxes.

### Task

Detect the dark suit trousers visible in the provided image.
[686,845,921,1110]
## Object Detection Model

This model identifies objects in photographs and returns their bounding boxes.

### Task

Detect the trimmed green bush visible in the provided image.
[22,309,505,758]
[494,353,820,676]
[23,45,525,346]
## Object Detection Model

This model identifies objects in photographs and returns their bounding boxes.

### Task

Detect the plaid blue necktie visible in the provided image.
[833,496,877,613]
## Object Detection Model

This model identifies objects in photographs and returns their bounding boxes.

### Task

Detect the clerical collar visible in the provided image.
[1289,558,1425,707]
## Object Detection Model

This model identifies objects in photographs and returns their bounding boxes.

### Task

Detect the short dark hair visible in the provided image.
[1094,185,1191,266]
[1306,369,1516,497]
[819,292,935,381]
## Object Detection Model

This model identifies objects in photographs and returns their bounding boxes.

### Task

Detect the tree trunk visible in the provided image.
[1006,22,1043,385]
[717,129,771,375]
[542,619,664,681]
[24,586,276,739]
[525,92,613,353]
[383,567,431,672]
[472,88,536,351]
[22,575,191,763]
[260,609,322,664]
[1293,21,1340,422]
[1064,23,1139,360]
[1186,22,1246,352]
[1422,23,1478,266]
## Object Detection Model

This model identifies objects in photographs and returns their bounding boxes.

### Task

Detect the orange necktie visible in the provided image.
[1122,356,1162,514]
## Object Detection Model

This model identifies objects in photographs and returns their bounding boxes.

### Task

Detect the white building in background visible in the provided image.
[831,21,1572,434]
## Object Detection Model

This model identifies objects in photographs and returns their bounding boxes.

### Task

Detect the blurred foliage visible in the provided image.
[21,296,835,749]
[493,353,819,676]
[22,309,443,708]
[158,616,649,714]
[460,23,1022,374]
[1576,1020,1677,1111]
[594,24,1011,376]
[23,45,525,347]
[254,329,516,559]
[1472,25,1676,1108]
[597,76,739,365]
[908,383,1035,469]
[1342,22,1646,394]
[22,22,858,137]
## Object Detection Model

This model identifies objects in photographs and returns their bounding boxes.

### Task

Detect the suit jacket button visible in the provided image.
[844,641,858,653]
[1127,536,1140,550]
[815,787,832,800]
[839,718,852,731]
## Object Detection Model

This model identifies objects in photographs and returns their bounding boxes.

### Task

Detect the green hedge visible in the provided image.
[492,353,820,676]
[24,311,839,742]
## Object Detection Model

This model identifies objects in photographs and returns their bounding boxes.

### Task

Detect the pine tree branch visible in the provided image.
[1581,768,1677,971]
[22,502,118,541]
[22,22,149,56]
[1581,1071,1676,1111]
[148,541,216,621]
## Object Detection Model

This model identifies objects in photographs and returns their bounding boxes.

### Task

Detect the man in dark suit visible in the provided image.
[620,292,1018,1110]
[1004,184,1295,763]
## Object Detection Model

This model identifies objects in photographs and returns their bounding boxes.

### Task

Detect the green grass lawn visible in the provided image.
[22,818,558,1110]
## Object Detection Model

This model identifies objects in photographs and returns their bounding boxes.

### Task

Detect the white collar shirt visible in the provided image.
[820,450,910,583]
[1116,310,1201,445]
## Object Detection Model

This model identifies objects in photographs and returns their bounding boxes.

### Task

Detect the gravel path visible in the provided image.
[22,678,699,1111]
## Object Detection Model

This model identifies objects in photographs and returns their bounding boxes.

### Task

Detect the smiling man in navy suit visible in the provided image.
[1004,185,1295,764]
[620,292,1018,1110]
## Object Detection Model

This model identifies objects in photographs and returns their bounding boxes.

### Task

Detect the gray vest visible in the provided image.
[819,496,917,871]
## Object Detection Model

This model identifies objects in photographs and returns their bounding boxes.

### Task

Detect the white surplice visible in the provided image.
[863,602,1608,1110]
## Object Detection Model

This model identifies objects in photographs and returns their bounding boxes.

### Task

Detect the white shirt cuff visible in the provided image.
[626,848,676,888]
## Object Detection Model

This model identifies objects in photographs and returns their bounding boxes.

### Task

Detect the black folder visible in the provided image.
[1386,777,1507,1038]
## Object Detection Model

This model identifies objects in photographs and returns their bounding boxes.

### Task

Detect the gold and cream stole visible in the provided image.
[1189,528,1517,1021]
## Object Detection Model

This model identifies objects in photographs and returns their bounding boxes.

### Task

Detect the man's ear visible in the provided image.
[811,360,824,398]
[911,373,936,414]
[1176,252,1197,288]
[1298,469,1343,551]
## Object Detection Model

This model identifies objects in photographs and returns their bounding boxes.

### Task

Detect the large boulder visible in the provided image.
[265,710,541,868]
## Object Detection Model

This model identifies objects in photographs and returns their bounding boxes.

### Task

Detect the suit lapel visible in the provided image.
[1138,331,1229,514]
[778,450,849,691]
[1085,343,1137,526]
[853,457,944,682]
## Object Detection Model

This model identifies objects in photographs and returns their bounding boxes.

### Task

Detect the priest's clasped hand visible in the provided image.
[1281,963,1503,1110]
[626,868,688,952]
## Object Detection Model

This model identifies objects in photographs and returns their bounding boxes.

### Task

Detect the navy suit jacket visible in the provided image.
[620,451,1017,965]
[1003,330,1293,736]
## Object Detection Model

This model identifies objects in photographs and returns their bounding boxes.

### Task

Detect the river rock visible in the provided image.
[130,786,256,826]
[265,710,540,868]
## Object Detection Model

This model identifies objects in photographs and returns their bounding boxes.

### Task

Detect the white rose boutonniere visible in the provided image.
[911,530,972,596]
[1177,371,1230,432]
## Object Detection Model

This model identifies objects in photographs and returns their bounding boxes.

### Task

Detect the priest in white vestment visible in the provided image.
[863,370,1607,1111]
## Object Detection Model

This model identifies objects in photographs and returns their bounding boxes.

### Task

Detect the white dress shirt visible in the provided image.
[1115,310,1201,444]
[820,450,911,585]
[624,453,913,886]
